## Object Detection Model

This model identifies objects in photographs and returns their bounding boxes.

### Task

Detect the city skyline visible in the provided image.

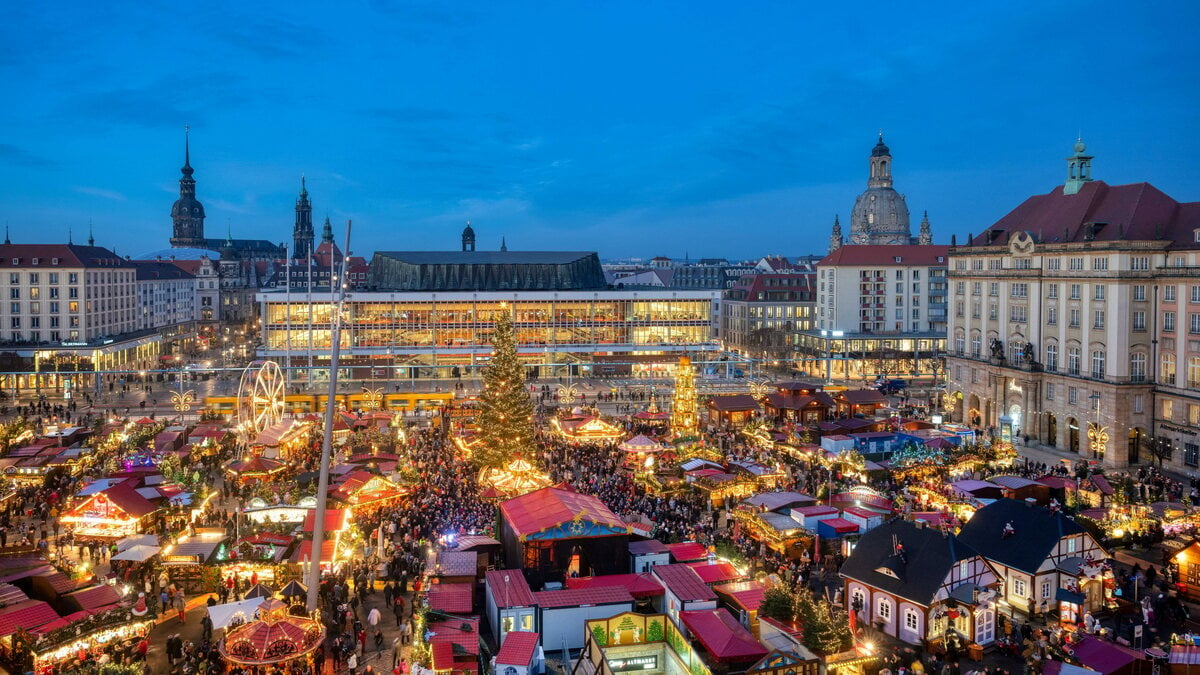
[1,2,1198,259]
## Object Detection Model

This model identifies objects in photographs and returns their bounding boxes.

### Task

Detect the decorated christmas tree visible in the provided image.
[474,307,537,468]
[670,356,698,438]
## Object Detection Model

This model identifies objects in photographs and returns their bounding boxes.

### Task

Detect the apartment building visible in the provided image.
[797,245,948,381]
[721,272,816,362]
[132,261,197,331]
[0,244,137,344]
[945,140,1200,468]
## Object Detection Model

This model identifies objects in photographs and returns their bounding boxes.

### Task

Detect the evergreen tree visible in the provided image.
[474,308,536,468]
[758,585,796,623]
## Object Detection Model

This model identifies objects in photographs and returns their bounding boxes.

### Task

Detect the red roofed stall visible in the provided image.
[680,608,768,664]
[499,487,629,583]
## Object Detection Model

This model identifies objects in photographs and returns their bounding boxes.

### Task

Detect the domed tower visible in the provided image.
[321,216,334,245]
[918,211,932,245]
[170,126,207,248]
[1064,137,1094,195]
[462,221,476,252]
[848,133,912,245]
[293,176,314,258]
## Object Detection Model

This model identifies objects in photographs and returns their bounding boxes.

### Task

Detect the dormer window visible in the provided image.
[31,258,38,265]
[874,565,900,579]
[51,258,59,265]
[894,256,902,263]
[11,258,18,265]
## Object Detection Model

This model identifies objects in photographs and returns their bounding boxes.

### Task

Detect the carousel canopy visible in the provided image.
[619,434,663,452]
[219,603,325,666]
[279,580,307,598]
[244,584,274,599]
[227,456,285,475]
[501,486,627,540]
[479,457,552,497]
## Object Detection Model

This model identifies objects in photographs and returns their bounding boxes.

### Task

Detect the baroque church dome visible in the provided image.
[848,134,912,245]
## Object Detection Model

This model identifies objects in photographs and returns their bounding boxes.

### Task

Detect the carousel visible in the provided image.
[478,456,552,498]
[620,434,665,469]
[219,598,325,671]
[552,413,625,443]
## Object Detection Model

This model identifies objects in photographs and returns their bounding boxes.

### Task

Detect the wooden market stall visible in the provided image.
[60,485,158,539]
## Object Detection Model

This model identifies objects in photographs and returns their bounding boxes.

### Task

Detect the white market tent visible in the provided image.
[110,544,162,562]
[619,434,663,453]
[207,597,266,630]
[116,534,159,552]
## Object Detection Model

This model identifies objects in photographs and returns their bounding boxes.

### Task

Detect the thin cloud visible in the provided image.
[0,143,56,168]
[73,185,127,201]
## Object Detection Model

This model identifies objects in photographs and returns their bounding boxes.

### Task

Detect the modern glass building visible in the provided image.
[257,289,724,381]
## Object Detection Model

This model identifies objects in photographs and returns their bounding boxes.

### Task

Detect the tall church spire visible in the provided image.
[170,124,206,248]
[293,175,314,258]
[829,215,843,253]
[4,224,10,245]
[68,224,73,245]
[918,211,932,245]
[88,220,94,247]
[321,216,334,245]
[500,236,508,252]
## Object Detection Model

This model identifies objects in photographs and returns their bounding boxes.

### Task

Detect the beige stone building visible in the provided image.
[945,141,1200,468]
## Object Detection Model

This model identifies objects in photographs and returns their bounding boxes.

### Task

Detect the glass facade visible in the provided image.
[259,291,719,379]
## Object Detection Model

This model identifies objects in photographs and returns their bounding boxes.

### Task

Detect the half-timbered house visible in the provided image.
[956,498,1110,619]
[840,519,1001,646]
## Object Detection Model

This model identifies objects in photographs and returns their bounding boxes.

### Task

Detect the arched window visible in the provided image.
[955,332,965,355]
[1091,350,1106,379]
[1189,357,1200,389]
[1162,353,1177,385]
[1130,353,1146,382]
[880,160,888,175]
[1067,347,1081,376]
[971,335,982,358]
[877,598,891,621]
[1045,344,1058,372]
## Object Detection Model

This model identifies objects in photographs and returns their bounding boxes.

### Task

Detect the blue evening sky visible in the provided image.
[1,1,1197,260]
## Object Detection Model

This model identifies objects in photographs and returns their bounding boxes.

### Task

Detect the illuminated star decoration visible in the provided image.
[363,387,385,410]
[748,379,772,397]
[171,390,195,413]
[568,508,587,535]
[1088,423,1109,455]
[557,384,580,405]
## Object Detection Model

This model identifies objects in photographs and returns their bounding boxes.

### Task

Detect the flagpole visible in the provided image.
[306,219,352,613]
[284,245,292,392]
[307,249,314,384]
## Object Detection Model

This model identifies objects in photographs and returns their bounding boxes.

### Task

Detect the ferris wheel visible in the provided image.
[236,360,285,442]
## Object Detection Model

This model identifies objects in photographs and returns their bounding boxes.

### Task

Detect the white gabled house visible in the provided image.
[956,498,1110,620]
[840,519,1002,646]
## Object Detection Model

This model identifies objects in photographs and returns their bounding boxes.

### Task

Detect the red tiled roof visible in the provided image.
[496,631,540,667]
[485,570,536,608]
[817,245,949,267]
[63,583,123,611]
[665,542,709,563]
[708,395,760,412]
[565,573,664,598]
[627,539,669,555]
[436,551,478,577]
[291,539,336,564]
[651,564,717,602]
[533,586,633,609]
[427,616,479,654]
[0,244,132,269]
[301,509,349,533]
[838,389,888,405]
[500,487,626,538]
[686,562,742,585]
[972,181,1200,246]
[713,581,767,611]
[0,599,60,638]
[680,609,768,663]
[428,582,474,613]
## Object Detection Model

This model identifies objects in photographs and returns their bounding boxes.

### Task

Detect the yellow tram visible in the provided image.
[203,391,454,416]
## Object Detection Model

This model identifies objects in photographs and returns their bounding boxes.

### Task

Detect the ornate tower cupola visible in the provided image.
[1064,137,1094,195]
[321,216,334,245]
[868,132,893,189]
[462,221,476,252]
[829,215,843,253]
[500,236,508,252]
[293,176,314,258]
[170,125,207,248]
[918,211,932,245]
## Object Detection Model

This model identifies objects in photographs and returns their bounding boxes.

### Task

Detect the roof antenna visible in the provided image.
[4,222,10,245]
[68,224,73,245]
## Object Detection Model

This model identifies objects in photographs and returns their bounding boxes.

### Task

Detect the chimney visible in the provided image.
[913,519,926,529]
